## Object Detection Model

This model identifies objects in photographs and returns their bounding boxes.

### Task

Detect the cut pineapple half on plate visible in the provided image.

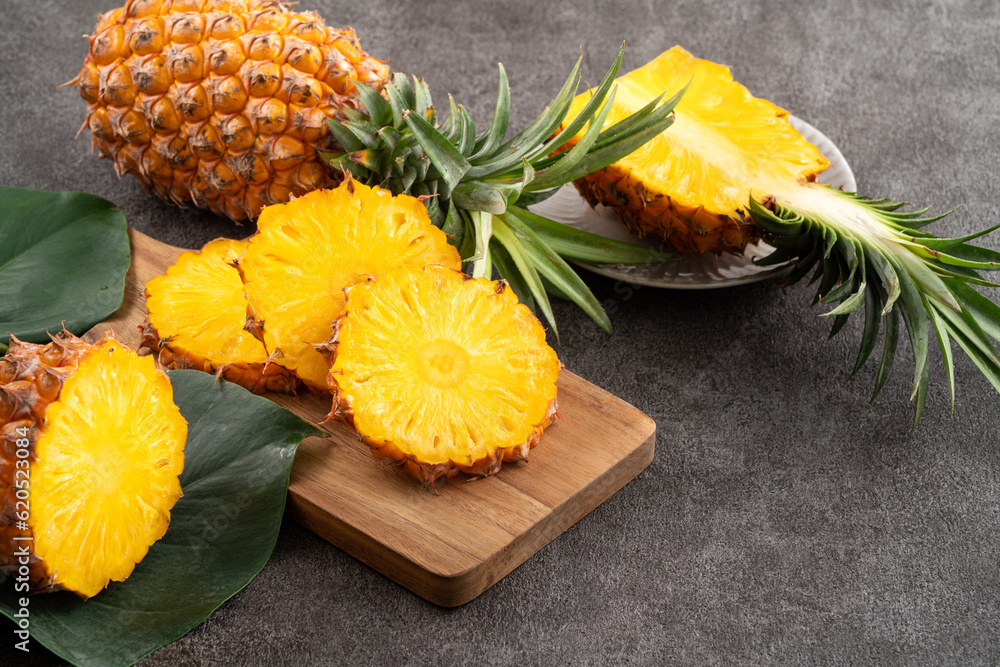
[531,116,857,289]
[324,264,561,487]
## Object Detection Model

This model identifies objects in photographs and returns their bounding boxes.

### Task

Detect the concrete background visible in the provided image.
[3,0,1000,663]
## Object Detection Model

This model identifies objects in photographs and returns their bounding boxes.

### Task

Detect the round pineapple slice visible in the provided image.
[325,264,561,486]
[563,46,831,255]
[240,181,462,389]
[0,332,186,599]
[144,238,299,394]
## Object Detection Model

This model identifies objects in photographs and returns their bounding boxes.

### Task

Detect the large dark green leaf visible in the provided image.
[0,370,321,667]
[0,187,130,348]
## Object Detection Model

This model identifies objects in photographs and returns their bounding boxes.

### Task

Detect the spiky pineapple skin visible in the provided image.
[74,0,389,222]
[0,334,91,593]
[572,169,757,255]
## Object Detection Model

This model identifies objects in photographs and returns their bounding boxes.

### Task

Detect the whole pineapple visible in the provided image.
[0,332,187,598]
[72,0,388,221]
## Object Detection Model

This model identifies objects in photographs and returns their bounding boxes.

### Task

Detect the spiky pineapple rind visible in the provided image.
[572,166,756,255]
[139,320,299,394]
[0,332,92,594]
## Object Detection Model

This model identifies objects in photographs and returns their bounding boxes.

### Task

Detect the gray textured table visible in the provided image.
[4,0,1000,664]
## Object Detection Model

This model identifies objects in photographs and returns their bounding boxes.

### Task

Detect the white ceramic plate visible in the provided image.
[528,116,857,289]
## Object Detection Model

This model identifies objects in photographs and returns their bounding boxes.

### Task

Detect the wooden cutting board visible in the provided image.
[89,228,656,607]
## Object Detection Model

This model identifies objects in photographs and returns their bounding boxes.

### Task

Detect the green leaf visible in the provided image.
[526,106,675,191]
[0,187,130,347]
[467,56,582,177]
[0,370,321,667]
[442,204,466,250]
[927,300,956,412]
[344,120,383,149]
[354,82,392,127]
[385,76,408,129]
[529,86,619,191]
[511,206,670,264]
[501,209,612,333]
[440,94,461,141]
[908,221,1000,250]
[469,64,511,160]
[871,306,899,403]
[403,110,471,192]
[456,106,477,156]
[452,180,521,215]
[936,242,1000,269]
[852,280,881,374]
[413,76,433,118]
[490,240,536,312]
[491,217,558,337]
[893,263,930,402]
[946,279,1000,341]
[325,118,364,152]
[529,44,625,160]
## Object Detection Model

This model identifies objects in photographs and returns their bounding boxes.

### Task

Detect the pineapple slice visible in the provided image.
[564,46,830,255]
[324,264,560,486]
[239,181,461,389]
[144,238,299,394]
[0,332,186,598]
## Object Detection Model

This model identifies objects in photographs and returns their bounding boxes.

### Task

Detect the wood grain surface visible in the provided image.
[89,228,657,607]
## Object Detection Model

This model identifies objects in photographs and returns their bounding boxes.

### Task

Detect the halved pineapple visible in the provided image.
[144,238,299,394]
[0,332,186,598]
[564,46,830,255]
[239,181,462,389]
[324,264,561,486]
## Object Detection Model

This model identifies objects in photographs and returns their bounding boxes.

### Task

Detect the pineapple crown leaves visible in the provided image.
[320,45,683,337]
[748,186,1000,432]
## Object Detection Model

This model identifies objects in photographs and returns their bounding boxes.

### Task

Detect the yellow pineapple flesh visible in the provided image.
[324,264,561,486]
[73,0,389,222]
[238,181,462,389]
[563,46,830,255]
[143,238,299,394]
[0,332,186,599]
